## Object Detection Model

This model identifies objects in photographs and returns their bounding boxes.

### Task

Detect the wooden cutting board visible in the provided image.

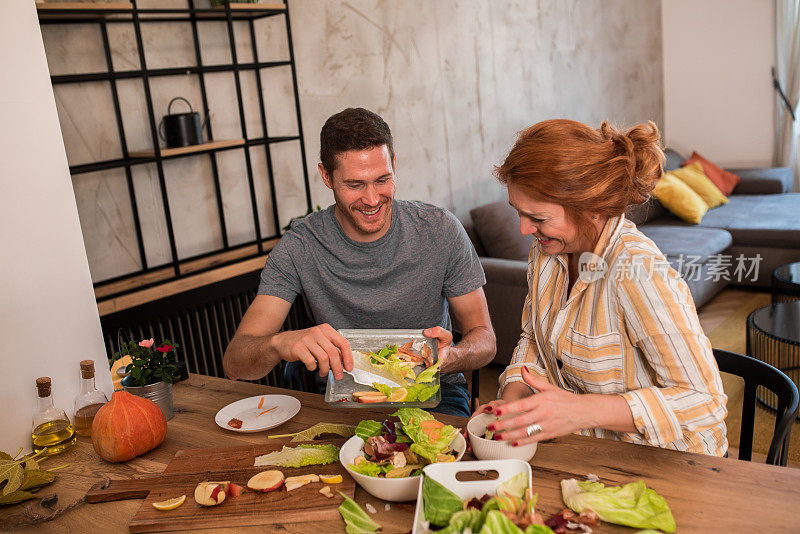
[85,439,355,533]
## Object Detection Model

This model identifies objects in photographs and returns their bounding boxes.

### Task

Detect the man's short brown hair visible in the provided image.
[320,108,394,174]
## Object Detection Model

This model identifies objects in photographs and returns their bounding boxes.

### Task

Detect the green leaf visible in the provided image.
[346,461,382,478]
[19,470,55,491]
[337,492,381,532]
[415,358,441,384]
[282,423,355,442]
[0,462,24,496]
[478,510,524,534]
[561,478,676,533]
[523,525,555,534]
[354,420,383,440]
[438,509,485,534]
[0,489,37,506]
[422,474,464,527]
[0,452,12,462]
[497,471,529,499]
[253,444,340,468]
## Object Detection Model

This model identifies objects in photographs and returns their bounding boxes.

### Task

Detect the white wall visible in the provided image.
[0,1,113,453]
[662,0,775,167]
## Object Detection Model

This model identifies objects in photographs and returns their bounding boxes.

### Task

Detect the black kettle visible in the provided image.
[159,97,208,148]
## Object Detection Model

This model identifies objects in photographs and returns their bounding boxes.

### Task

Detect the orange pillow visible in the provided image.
[681,151,740,196]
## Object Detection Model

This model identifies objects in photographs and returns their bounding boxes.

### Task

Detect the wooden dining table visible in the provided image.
[4,373,799,533]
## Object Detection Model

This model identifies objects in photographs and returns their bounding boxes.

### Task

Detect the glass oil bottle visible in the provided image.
[32,377,76,455]
[73,360,108,437]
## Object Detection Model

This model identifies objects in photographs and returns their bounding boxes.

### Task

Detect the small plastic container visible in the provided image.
[325,329,440,408]
[411,459,532,534]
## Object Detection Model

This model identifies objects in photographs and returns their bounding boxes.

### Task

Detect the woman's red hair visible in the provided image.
[495,119,665,240]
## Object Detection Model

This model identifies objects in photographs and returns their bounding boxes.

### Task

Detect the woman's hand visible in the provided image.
[488,366,592,445]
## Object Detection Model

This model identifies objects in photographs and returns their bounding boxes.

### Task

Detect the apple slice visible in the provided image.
[194,482,226,506]
[353,390,381,398]
[227,483,244,497]
[247,470,285,492]
[357,394,388,403]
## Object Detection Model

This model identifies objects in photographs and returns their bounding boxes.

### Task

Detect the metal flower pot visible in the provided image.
[121,376,174,421]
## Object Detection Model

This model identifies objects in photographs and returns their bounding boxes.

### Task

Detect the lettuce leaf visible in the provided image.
[253,444,339,467]
[524,525,555,534]
[265,423,354,442]
[438,509,484,534]
[422,474,464,527]
[415,358,441,384]
[497,471,528,499]
[561,479,676,533]
[338,492,381,533]
[355,420,383,440]
[478,510,524,534]
[393,408,434,426]
[347,461,382,478]
[393,408,458,462]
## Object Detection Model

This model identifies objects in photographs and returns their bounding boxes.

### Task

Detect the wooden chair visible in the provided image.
[714,348,799,466]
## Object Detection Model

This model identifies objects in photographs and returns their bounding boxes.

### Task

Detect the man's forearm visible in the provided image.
[443,326,496,373]
[223,334,281,380]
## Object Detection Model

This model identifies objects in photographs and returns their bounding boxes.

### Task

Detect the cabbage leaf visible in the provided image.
[338,492,381,533]
[561,478,676,532]
[253,444,339,467]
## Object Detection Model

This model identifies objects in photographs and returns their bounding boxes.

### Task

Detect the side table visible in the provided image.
[772,262,800,303]
[747,301,800,418]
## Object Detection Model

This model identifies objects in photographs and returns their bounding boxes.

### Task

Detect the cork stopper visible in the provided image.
[80,360,95,379]
[36,377,51,398]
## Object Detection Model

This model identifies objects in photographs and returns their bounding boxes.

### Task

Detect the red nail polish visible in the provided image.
[487,424,495,431]
[484,405,493,412]
[494,434,503,440]
[511,441,519,447]
[495,409,502,416]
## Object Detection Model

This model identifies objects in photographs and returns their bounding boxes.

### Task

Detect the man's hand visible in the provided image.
[270,323,353,380]
[423,326,453,371]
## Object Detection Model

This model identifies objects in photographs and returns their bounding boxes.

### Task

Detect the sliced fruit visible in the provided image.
[353,390,381,398]
[387,387,407,402]
[285,474,320,491]
[228,483,244,497]
[152,494,186,511]
[247,470,285,492]
[319,486,333,498]
[194,482,226,506]
[319,474,343,484]
[357,394,388,403]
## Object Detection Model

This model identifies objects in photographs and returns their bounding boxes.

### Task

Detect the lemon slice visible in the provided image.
[387,387,407,402]
[152,494,186,511]
[319,474,343,484]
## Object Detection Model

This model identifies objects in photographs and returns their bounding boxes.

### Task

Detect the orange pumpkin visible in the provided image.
[91,391,167,462]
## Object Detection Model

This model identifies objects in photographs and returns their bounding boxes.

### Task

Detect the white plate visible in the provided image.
[214,394,301,433]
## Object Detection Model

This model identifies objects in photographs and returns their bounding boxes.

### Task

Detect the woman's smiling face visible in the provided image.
[507,181,587,256]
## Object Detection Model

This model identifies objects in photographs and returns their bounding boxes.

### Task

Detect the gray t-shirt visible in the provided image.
[258,199,486,332]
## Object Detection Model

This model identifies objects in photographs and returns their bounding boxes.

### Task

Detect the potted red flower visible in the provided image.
[112,339,180,420]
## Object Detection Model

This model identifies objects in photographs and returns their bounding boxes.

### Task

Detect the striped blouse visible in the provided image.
[499,215,728,456]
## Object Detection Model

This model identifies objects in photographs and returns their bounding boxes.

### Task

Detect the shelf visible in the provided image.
[50,60,292,85]
[129,139,245,158]
[37,2,286,23]
[70,136,299,175]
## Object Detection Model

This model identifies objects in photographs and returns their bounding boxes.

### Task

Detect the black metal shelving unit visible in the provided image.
[37,1,311,300]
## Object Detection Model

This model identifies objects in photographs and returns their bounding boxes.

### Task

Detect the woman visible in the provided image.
[482,119,728,456]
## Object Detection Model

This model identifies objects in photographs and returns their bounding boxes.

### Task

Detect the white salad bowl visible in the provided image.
[467,412,538,462]
[339,433,467,502]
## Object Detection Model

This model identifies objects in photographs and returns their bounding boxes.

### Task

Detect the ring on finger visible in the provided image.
[525,423,543,437]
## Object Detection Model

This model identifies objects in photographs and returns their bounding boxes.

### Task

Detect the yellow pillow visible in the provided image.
[653,173,709,224]
[668,162,729,208]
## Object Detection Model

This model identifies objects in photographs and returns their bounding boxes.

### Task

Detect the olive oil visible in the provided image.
[31,377,76,456]
[32,419,77,455]
[73,360,108,437]
[74,403,105,436]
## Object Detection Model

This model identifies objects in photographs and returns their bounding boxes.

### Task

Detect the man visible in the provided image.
[223,107,495,416]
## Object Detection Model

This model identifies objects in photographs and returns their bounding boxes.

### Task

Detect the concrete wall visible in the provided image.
[662,0,775,167]
[42,0,664,283]
[0,1,114,454]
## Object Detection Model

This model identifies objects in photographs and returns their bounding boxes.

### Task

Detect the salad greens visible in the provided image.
[337,491,381,534]
[268,422,355,442]
[253,444,340,468]
[348,409,459,479]
[421,471,555,533]
[360,343,418,382]
[561,478,676,533]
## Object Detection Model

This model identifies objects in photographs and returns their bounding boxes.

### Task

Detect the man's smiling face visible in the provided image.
[319,144,396,242]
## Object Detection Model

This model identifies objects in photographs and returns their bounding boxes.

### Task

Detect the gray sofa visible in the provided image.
[463,148,800,365]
